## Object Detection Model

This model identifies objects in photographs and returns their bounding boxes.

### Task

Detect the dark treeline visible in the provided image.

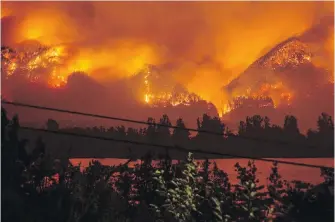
[18,111,334,159]
[2,107,335,222]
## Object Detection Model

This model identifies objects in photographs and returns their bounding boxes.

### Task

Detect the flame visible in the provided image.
[141,67,201,107]
[143,70,152,103]
[257,39,312,70]
[220,80,294,116]
[1,2,333,116]
[1,41,161,88]
[1,44,69,86]
[7,62,17,77]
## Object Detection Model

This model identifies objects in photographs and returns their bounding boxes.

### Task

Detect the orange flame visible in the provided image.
[1,1,333,115]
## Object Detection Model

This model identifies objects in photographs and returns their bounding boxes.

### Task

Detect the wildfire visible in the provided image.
[1,44,69,87]
[220,81,293,116]
[226,84,291,112]
[220,37,316,115]
[140,67,202,107]
[1,1,333,118]
[0,38,305,117]
[227,96,274,110]
[7,61,17,76]
[143,69,152,103]
[254,37,312,71]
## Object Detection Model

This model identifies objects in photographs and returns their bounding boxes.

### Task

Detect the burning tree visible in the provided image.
[1,42,67,87]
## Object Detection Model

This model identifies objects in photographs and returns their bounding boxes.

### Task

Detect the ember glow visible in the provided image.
[138,66,202,107]
[1,43,69,87]
[1,2,334,126]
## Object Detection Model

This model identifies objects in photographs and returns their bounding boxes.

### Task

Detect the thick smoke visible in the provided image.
[1,1,334,131]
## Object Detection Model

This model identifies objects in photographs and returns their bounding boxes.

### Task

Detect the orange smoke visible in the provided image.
[1,1,334,117]
[60,40,163,81]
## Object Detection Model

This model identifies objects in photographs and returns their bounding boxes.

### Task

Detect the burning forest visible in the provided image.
[1,1,334,131]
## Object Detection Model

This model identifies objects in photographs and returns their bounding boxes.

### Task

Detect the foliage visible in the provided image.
[1,108,334,222]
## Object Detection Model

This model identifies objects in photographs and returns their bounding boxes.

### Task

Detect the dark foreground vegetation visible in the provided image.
[2,107,334,222]
[19,112,334,158]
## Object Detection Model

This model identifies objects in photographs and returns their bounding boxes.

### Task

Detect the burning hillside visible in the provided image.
[251,37,312,71]
[133,65,203,107]
[221,35,332,116]
[1,43,205,109]
[1,41,69,87]
[1,2,334,130]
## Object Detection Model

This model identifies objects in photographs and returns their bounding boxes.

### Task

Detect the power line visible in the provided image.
[2,100,333,168]
[17,125,333,170]
[2,100,218,134]
[1,100,325,149]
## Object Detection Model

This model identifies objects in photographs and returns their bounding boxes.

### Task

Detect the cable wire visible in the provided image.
[1,100,327,149]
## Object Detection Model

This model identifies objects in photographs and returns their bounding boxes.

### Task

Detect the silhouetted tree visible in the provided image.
[195,114,225,155]
[239,115,265,136]
[317,113,334,134]
[264,116,271,130]
[157,114,172,144]
[46,119,59,131]
[284,115,299,134]
[172,118,190,152]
